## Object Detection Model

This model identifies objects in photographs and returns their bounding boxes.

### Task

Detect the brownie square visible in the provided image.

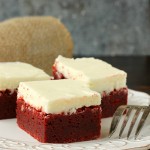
[0,62,50,119]
[53,67,128,118]
[16,80,101,143]
[52,55,128,118]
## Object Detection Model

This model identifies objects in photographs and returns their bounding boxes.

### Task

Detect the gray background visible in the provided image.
[0,0,150,56]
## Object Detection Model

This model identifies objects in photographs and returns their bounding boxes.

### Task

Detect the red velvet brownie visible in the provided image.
[17,79,101,143]
[0,62,50,119]
[53,55,128,118]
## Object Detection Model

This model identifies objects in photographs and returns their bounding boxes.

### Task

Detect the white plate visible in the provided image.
[0,89,150,150]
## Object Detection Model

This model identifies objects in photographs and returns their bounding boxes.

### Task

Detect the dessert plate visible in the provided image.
[0,89,149,150]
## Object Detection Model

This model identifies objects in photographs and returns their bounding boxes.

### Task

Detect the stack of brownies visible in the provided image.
[0,56,127,143]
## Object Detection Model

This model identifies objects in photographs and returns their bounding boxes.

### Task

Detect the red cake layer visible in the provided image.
[102,88,127,118]
[0,89,17,119]
[17,98,101,143]
[52,66,128,118]
[52,65,65,79]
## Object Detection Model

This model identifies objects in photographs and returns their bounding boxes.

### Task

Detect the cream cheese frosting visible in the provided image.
[54,55,127,93]
[18,79,101,114]
[0,62,50,90]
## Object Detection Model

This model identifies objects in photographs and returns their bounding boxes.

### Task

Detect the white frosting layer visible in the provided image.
[54,55,127,93]
[0,62,50,90]
[18,79,101,114]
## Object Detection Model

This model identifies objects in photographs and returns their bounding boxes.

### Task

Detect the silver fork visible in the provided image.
[109,105,150,139]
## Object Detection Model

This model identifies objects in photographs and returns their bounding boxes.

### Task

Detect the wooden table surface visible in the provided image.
[75,56,150,94]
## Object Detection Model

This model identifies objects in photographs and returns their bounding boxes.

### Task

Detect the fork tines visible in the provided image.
[109,105,150,139]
